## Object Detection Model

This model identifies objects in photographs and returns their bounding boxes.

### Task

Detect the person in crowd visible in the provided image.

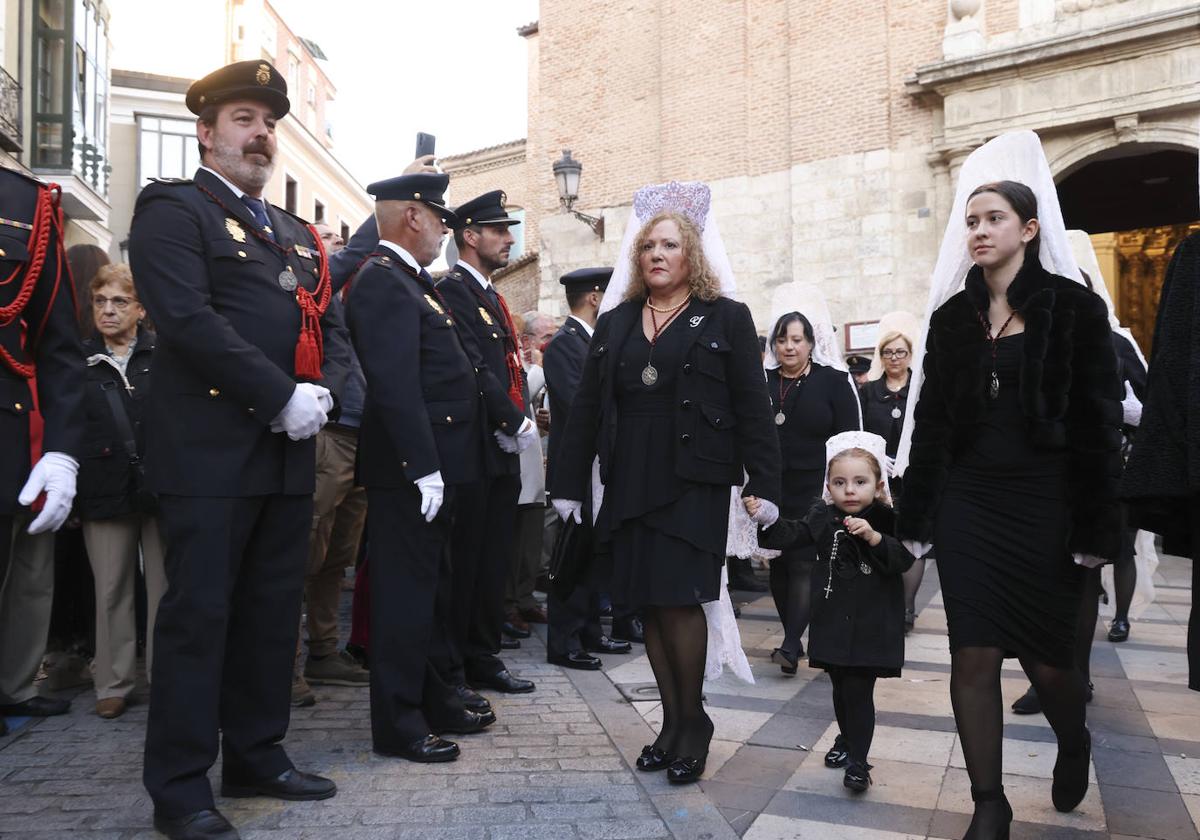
[437,191,539,695]
[747,432,913,793]
[763,296,860,675]
[313,221,344,255]
[846,354,871,388]
[551,181,780,785]
[292,221,368,704]
[0,169,86,736]
[130,60,353,840]
[897,134,1123,839]
[76,263,164,720]
[858,329,919,630]
[348,172,502,763]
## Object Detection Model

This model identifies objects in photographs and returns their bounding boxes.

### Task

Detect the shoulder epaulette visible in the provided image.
[148,177,194,185]
[0,167,49,188]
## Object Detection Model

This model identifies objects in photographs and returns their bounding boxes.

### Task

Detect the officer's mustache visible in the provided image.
[242,141,273,162]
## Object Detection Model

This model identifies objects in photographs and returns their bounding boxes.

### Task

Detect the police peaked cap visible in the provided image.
[845,354,872,374]
[366,173,459,225]
[559,267,612,292]
[453,190,520,229]
[186,60,290,119]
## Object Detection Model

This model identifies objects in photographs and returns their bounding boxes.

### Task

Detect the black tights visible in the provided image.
[902,558,927,617]
[643,604,714,759]
[829,669,877,765]
[769,551,813,657]
[951,645,1087,794]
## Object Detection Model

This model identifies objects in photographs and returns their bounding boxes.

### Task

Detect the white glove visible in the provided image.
[1073,553,1107,569]
[269,383,330,440]
[885,455,897,478]
[18,452,79,534]
[415,470,445,522]
[1121,382,1142,428]
[904,540,932,559]
[514,417,538,453]
[493,430,519,454]
[552,498,583,524]
[749,498,780,528]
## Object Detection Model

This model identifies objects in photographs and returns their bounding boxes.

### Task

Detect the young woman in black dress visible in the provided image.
[550,209,780,784]
[899,181,1123,839]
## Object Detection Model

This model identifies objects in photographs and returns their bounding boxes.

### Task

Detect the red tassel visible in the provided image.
[294,326,322,380]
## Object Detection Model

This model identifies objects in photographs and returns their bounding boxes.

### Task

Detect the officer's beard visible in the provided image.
[209,136,275,193]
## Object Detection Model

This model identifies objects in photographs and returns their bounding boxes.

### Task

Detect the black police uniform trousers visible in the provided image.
[144,493,310,817]
[449,474,520,681]
[368,484,463,748]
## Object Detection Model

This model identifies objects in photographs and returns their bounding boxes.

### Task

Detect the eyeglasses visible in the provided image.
[92,295,137,310]
[881,349,909,360]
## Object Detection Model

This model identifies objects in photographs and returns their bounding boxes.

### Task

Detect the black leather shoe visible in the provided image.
[374,734,460,763]
[455,684,491,713]
[502,621,531,639]
[635,744,672,772]
[1108,619,1130,643]
[470,669,535,694]
[548,651,602,671]
[843,760,872,793]
[666,755,706,784]
[824,733,849,768]
[221,767,336,801]
[500,638,521,650]
[433,708,496,735]
[1051,727,1091,813]
[0,696,70,716]
[771,648,798,676]
[583,635,632,655]
[153,808,240,840]
[1011,686,1041,715]
[611,617,645,644]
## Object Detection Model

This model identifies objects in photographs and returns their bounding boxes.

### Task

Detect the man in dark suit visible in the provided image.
[543,268,635,669]
[436,192,538,695]
[0,169,86,734]
[347,172,501,763]
[130,60,351,840]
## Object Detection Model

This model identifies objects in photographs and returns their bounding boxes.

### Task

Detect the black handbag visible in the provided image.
[548,515,592,600]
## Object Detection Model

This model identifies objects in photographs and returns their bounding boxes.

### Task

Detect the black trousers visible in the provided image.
[449,474,520,680]
[366,485,462,748]
[144,494,310,817]
[547,584,604,657]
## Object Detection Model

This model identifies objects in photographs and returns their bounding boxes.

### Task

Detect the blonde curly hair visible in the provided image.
[623,212,722,303]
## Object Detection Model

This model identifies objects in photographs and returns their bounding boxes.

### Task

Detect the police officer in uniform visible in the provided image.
[130,61,351,840]
[0,169,86,735]
[437,192,537,694]
[347,173,501,761]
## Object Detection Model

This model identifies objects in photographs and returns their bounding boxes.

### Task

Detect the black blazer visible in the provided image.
[551,295,781,504]
[129,168,353,497]
[543,317,590,491]
[347,252,483,488]
[0,169,86,511]
[436,265,527,478]
[898,253,1124,560]
[859,372,910,458]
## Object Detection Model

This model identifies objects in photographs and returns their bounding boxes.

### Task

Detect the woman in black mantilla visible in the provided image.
[764,308,860,673]
[550,197,780,785]
[899,171,1123,839]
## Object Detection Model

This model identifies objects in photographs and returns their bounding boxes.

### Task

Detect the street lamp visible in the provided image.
[552,149,604,240]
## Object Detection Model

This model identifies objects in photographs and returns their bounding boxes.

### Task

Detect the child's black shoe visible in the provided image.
[843,760,872,793]
[823,734,849,768]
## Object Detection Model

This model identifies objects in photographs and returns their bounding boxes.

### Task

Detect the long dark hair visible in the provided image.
[967,180,1041,260]
[67,243,111,337]
[771,311,814,346]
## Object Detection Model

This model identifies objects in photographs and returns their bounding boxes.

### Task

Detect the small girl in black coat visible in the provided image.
[745,431,913,793]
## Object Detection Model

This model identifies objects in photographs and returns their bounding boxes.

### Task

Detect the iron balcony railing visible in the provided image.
[0,64,21,153]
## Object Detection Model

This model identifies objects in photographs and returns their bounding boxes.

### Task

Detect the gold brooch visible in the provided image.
[256,64,271,85]
[226,217,246,243]
[424,294,445,315]
[478,307,494,326]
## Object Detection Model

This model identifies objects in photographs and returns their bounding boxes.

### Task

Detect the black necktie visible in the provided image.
[240,195,275,241]
[485,283,500,308]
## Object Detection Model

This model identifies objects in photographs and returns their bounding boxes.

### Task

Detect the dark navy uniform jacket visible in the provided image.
[128,167,351,497]
[0,169,86,511]
[542,317,590,492]
[436,264,527,478]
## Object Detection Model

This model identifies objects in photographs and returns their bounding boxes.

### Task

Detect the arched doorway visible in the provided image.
[1056,145,1199,353]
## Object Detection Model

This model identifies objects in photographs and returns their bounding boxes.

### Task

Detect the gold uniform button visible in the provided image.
[0,248,6,258]
[237,250,247,258]
[491,332,498,339]
[209,388,220,397]
[446,415,453,423]
[248,408,255,414]
[446,318,453,326]
[500,421,508,429]
[14,402,22,410]
[414,192,421,199]
[402,460,408,468]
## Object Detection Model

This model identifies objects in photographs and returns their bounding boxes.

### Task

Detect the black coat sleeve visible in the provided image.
[318,294,353,415]
[329,214,378,294]
[756,515,815,551]
[543,333,585,413]
[831,370,863,433]
[866,533,916,576]
[549,315,609,501]
[897,317,953,543]
[727,301,782,503]
[28,249,85,459]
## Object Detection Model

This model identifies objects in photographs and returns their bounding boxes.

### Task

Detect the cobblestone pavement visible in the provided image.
[1,554,1197,839]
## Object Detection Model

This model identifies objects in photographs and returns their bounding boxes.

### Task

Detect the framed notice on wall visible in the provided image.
[844,320,881,353]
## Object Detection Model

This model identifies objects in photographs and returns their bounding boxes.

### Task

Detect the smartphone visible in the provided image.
[415,132,436,160]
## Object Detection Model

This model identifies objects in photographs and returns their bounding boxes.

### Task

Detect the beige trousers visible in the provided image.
[0,516,55,704]
[82,514,166,700]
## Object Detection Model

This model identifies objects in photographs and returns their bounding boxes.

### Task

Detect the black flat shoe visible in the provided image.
[1011,686,1041,715]
[0,696,70,716]
[470,669,535,694]
[153,808,240,840]
[455,684,491,713]
[584,635,632,655]
[965,786,1012,840]
[666,755,706,784]
[771,648,798,675]
[220,767,336,801]
[824,733,849,768]
[548,651,603,671]
[500,638,521,650]
[635,744,672,772]
[433,708,496,735]
[1051,727,1091,813]
[374,734,460,763]
[1108,618,1130,643]
[843,760,872,793]
[611,616,645,644]
[502,621,532,640]
[904,609,916,633]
